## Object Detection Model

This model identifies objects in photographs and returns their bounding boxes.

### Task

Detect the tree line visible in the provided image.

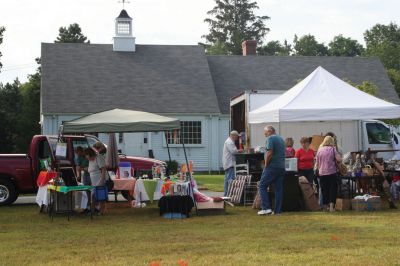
[0,24,89,153]
[202,0,400,100]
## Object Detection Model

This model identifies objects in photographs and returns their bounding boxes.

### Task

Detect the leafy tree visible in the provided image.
[205,41,229,55]
[293,34,328,56]
[55,23,90,43]
[364,23,400,70]
[257,40,291,55]
[345,79,378,96]
[14,59,41,152]
[0,26,5,71]
[0,80,22,153]
[203,0,270,55]
[328,35,364,56]
[387,68,400,97]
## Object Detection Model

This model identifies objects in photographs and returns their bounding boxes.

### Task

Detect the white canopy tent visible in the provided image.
[249,66,400,123]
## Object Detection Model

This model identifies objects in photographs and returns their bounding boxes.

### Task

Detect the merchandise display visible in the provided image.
[47,185,93,220]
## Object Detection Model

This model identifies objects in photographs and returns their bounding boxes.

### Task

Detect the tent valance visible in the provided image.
[61,108,180,133]
[249,66,400,123]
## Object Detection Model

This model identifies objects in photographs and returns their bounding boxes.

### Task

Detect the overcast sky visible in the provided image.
[0,0,399,84]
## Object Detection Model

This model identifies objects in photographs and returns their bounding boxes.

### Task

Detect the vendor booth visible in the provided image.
[243,66,400,211]
[249,66,400,152]
[38,108,225,219]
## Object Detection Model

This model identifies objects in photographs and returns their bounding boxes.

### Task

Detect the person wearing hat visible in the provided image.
[222,130,239,196]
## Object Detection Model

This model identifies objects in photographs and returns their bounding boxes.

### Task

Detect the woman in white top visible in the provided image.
[85,148,107,215]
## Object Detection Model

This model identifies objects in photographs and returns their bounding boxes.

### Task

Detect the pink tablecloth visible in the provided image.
[113,178,136,191]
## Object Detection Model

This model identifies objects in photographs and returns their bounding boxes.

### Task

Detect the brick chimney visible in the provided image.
[242,40,257,56]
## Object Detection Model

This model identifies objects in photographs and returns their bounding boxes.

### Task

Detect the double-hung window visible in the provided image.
[166,121,202,145]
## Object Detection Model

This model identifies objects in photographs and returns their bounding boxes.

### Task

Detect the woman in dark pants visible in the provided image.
[316,136,342,212]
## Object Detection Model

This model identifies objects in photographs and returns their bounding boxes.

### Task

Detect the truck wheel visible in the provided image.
[0,179,17,206]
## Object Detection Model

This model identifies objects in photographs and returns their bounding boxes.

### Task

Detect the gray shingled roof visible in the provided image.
[41,43,399,115]
[41,43,220,114]
[207,55,400,114]
[117,9,132,19]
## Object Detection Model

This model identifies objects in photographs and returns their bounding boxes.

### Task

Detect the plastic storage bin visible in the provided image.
[94,186,108,202]
[285,158,298,172]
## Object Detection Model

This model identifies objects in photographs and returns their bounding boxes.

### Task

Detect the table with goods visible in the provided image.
[47,182,93,221]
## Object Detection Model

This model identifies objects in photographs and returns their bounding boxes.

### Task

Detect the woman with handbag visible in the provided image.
[316,136,342,212]
[85,148,107,215]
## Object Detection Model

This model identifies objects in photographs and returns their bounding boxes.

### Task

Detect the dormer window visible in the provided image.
[117,21,131,35]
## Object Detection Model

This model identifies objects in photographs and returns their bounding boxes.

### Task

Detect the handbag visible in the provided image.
[332,148,347,176]
[105,175,114,191]
[337,162,348,176]
[96,157,114,190]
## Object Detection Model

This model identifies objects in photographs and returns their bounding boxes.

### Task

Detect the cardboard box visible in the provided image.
[351,197,381,211]
[310,135,325,152]
[336,198,351,211]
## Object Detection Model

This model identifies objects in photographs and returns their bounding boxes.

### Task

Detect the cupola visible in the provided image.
[113,9,136,52]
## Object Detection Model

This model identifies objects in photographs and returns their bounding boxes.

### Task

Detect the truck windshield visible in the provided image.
[366,123,392,144]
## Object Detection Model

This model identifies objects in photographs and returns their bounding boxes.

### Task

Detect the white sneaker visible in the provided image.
[257,209,272,215]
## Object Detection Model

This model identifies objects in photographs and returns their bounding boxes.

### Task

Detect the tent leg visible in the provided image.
[180,131,198,215]
[181,143,190,180]
[165,132,172,162]
[180,132,190,180]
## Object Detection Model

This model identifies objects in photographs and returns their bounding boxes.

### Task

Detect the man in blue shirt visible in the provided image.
[258,125,286,215]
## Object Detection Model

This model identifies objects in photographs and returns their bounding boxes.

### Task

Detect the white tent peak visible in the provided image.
[249,66,400,123]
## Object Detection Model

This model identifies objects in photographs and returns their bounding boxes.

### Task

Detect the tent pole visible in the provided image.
[180,129,198,215]
[180,131,191,180]
[165,132,172,162]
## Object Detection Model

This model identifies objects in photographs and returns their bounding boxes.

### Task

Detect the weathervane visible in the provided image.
[118,0,130,9]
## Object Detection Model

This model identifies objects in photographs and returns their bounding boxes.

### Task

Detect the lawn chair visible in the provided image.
[227,175,252,205]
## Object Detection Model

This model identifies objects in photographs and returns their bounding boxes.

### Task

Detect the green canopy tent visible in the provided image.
[61,108,180,133]
[60,108,189,171]
[60,108,197,214]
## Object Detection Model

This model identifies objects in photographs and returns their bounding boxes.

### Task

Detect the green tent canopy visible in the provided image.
[61,108,180,133]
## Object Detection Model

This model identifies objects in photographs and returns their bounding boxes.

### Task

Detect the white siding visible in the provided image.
[149,115,229,171]
[150,115,210,171]
[43,114,82,135]
[218,116,230,171]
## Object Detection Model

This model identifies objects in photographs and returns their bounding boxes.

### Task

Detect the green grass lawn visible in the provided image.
[0,203,399,266]
[195,175,224,192]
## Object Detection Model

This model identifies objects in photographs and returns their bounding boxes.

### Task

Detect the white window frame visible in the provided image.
[117,21,131,35]
[163,120,204,148]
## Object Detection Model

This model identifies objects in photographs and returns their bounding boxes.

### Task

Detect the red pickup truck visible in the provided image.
[0,135,165,205]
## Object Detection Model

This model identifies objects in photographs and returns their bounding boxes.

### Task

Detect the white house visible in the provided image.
[40,9,400,171]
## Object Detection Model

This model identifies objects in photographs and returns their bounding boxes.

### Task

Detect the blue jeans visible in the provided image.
[224,167,235,196]
[260,166,285,213]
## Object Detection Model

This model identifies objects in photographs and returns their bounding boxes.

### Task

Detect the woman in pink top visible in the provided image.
[316,136,342,212]
[285,138,295,158]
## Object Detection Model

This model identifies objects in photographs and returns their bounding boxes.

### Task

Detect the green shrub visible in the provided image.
[166,160,179,175]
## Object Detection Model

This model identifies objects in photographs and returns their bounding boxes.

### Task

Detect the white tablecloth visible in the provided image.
[36,186,49,206]
[35,185,88,209]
